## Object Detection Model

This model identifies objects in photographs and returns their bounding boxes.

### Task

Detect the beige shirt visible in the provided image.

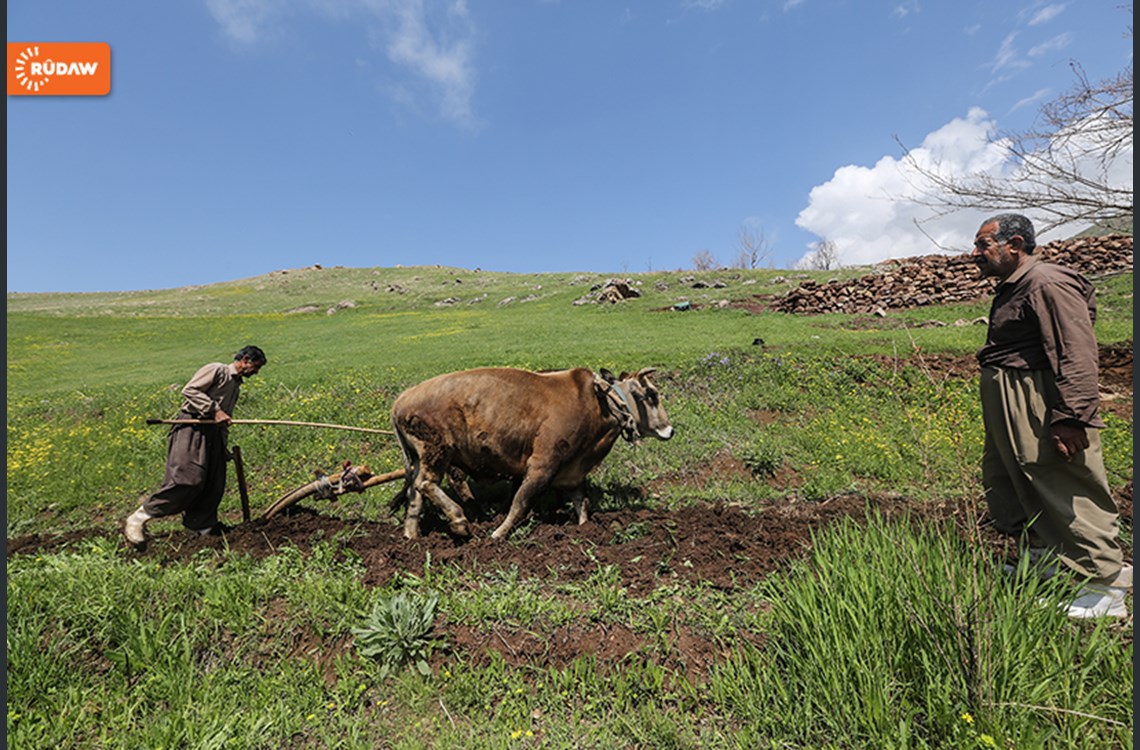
[179,362,244,418]
[977,256,1103,428]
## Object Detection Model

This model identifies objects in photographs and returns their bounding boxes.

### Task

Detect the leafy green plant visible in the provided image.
[739,435,784,477]
[352,590,443,677]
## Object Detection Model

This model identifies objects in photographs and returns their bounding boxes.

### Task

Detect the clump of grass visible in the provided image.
[739,435,784,477]
[709,514,1133,749]
[610,520,653,544]
[352,590,443,677]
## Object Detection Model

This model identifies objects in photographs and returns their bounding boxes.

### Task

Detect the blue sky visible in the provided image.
[6,1,1133,292]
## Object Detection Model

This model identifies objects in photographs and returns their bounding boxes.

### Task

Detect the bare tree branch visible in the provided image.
[900,57,1133,234]
[802,239,840,270]
[731,223,774,269]
[692,249,719,271]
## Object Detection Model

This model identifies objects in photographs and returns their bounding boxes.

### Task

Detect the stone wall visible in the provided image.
[771,234,1133,315]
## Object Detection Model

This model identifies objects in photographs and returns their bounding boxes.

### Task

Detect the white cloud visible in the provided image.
[1052,110,1135,196]
[794,107,1134,268]
[1027,32,1072,58]
[892,1,920,20]
[682,0,726,10]
[204,0,478,126]
[1010,87,1051,113]
[205,0,285,44]
[1027,3,1066,26]
[990,32,1029,75]
[379,0,477,126]
[794,110,1011,268]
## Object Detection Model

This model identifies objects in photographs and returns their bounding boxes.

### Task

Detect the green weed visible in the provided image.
[352,590,443,677]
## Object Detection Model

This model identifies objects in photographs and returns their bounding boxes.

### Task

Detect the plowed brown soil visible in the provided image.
[7,348,1132,673]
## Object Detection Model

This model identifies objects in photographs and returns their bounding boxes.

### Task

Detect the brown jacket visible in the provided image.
[977,256,1103,428]
[179,362,244,420]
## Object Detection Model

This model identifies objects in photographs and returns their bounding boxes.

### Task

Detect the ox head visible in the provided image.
[599,367,674,442]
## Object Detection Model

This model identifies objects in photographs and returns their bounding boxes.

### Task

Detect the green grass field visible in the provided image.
[6,261,1134,748]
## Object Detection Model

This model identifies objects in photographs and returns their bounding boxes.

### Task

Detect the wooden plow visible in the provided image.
[146,416,405,521]
[261,462,405,519]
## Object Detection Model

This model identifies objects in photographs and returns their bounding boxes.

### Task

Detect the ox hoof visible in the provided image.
[448,519,471,538]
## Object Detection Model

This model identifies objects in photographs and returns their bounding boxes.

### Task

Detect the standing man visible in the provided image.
[973,214,1130,618]
[124,345,267,549]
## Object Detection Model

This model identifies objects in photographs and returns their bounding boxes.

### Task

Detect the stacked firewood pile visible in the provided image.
[771,234,1133,315]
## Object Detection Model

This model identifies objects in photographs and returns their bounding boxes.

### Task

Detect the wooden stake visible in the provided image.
[231,444,251,523]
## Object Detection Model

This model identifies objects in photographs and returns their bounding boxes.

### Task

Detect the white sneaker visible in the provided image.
[1065,583,1128,619]
[1112,563,1133,589]
[124,507,154,547]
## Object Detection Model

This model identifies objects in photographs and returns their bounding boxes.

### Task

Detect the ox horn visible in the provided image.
[261,468,405,519]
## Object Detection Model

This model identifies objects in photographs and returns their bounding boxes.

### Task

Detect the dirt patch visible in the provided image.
[2,494,941,676]
[725,294,779,314]
[445,618,757,684]
[1097,340,1134,419]
[7,347,1131,675]
[859,343,1132,420]
[7,496,925,587]
[7,490,1132,675]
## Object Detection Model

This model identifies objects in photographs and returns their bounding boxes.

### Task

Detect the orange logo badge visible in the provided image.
[8,43,111,96]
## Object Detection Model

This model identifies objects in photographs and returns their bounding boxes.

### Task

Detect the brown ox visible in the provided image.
[391,366,673,540]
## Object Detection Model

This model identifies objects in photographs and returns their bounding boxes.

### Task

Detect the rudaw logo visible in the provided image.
[7,43,111,96]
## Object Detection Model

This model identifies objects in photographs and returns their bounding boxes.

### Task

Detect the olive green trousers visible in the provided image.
[980,366,1126,585]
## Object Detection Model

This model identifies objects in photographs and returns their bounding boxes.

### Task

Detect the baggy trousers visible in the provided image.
[142,415,227,531]
[980,366,1124,584]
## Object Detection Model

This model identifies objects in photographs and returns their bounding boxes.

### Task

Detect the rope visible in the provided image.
[314,475,336,499]
[595,377,639,442]
[146,418,394,435]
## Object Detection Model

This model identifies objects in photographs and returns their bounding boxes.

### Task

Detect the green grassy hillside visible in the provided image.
[8,263,1132,534]
[6,261,1133,749]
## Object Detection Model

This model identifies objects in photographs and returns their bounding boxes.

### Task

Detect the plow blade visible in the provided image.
[261,467,405,519]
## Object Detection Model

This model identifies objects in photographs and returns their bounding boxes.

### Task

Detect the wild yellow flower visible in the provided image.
[960,712,973,724]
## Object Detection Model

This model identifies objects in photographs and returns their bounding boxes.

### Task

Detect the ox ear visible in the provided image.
[599,368,618,384]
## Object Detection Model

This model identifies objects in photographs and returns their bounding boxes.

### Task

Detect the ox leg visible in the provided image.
[492,472,553,540]
[447,466,476,505]
[394,429,425,540]
[415,470,472,538]
[403,482,425,539]
[567,486,589,526]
